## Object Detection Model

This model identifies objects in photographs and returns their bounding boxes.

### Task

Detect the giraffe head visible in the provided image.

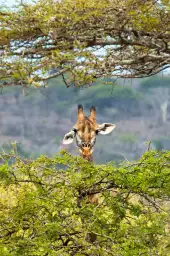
[62,105,116,161]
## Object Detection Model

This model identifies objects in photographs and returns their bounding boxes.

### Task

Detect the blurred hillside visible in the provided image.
[1,75,170,163]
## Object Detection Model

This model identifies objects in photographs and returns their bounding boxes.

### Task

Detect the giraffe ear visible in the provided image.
[97,123,116,135]
[62,130,76,144]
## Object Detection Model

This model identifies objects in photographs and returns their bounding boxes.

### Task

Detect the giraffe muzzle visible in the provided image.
[79,145,94,157]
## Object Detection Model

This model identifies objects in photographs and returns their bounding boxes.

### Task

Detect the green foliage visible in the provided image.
[1,143,38,159]
[0,150,170,255]
[1,0,169,86]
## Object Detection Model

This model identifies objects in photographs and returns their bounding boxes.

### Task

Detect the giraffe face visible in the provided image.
[74,117,97,158]
[63,105,116,160]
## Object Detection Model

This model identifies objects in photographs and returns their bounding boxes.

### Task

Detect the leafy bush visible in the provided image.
[0,150,170,255]
[0,143,38,159]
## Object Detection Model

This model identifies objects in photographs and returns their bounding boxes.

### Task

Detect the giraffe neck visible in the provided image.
[81,154,93,162]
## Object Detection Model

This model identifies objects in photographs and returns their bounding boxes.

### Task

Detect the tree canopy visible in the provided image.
[1,149,170,255]
[0,0,170,87]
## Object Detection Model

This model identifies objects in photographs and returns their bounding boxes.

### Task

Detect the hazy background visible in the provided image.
[1,0,170,163]
[1,75,170,163]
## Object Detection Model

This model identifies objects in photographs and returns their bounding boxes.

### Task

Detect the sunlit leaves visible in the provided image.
[1,0,170,88]
[0,150,170,254]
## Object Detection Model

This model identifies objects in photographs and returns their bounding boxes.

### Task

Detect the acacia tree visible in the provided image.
[0,150,170,255]
[0,0,170,88]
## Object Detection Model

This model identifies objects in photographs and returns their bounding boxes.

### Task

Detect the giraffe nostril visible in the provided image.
[81,142,91,148]
[81,142,86,147]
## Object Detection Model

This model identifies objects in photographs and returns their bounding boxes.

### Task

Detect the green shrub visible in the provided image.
[0,150,170,255]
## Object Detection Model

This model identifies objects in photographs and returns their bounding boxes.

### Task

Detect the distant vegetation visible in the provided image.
[0,75,170,163]
[140,76,170,91]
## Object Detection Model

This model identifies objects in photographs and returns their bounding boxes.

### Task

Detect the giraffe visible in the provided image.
[62,105,116,242]
[62,104,116,161]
